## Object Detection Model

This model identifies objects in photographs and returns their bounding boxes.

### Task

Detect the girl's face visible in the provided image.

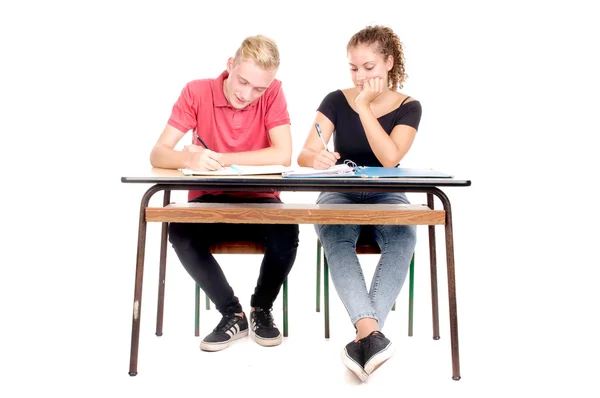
[347,44,393,91]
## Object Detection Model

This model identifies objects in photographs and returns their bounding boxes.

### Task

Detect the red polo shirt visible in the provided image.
[167,70,291,201]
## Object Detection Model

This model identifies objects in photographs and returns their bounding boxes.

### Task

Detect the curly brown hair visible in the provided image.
[347,25,407,90]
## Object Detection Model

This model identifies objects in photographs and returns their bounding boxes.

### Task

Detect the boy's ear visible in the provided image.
[226,57,235,73]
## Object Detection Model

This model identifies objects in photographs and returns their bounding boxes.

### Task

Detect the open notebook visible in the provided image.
[182,164,453,178]
[182,165,293,176]
[281,164,356,177]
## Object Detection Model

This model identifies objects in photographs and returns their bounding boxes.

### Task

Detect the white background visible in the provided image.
[1,0,599,396]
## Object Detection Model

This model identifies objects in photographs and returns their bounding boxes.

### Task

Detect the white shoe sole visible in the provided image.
[200,329,249,352]
[364,342,395,375]
[340,347,369,382]
[253,332,282,347]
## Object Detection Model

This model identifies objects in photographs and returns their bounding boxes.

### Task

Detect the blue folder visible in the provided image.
[283,166,453,178]
[357,167,453,178]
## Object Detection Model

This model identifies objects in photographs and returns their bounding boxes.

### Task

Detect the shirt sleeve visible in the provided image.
[394,100,422,131]
[316,90,339,126]
[167,82,198,133]
[264,80,291,130]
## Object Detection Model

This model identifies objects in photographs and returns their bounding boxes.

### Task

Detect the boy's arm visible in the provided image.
[220,124,292,167]
[150,124,223,171]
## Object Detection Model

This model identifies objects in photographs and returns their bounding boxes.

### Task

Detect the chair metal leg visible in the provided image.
[155,191,170,337]
[324,255,330,339]
[283,278,288,337]
[316,240,321,312]
[408,253,415,336]
[428,193,441,340]
[195,283,200,337]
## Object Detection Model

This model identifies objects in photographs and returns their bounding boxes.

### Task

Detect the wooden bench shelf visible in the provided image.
[146,203,446,226]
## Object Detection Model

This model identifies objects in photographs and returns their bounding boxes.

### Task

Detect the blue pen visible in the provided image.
[314,123,330,152]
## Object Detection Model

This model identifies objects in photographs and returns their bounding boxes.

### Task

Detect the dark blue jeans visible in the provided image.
[168,195,299,316]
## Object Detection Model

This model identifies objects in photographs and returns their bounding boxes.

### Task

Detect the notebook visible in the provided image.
[281,164,355,178]
[182,165,293,176]
[282,166,453,179]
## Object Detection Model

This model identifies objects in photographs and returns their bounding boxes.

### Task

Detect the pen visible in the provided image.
[196,135,210,149]
[195,134,225,169]
[314,123,330,152]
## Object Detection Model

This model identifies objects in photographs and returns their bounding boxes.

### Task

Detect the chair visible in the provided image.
[153,194,289,339]
[194,241,288,337]
[315,193,440,340]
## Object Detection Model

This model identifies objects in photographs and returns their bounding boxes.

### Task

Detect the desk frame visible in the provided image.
[122,175,470,380]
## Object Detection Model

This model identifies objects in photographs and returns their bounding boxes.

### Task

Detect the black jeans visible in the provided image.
[168,195,299,316]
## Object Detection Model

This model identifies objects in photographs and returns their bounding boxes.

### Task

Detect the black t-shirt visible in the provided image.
[317,89,422,167]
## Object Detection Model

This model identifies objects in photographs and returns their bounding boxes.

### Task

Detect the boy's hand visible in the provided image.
[184,145,223,170]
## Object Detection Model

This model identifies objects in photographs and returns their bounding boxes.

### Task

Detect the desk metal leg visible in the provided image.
[434,189,461,381]
[155,190,170,336]
[427,193,441,340]
[129,185,163,376]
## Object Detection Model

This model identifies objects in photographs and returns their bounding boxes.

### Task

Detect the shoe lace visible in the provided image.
[360,331,383,353]
[214,314,238,332]
[253,308,274,328]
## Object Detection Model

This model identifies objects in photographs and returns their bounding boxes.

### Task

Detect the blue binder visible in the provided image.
[356,167,453,178]
[282,166,453,178]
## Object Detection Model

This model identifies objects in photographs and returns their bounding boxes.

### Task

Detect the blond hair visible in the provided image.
[233,35,280,70]
[347,25,407,90]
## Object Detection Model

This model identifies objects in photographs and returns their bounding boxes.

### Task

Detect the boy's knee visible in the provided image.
[266,224,299,251]
[168,223,192,247]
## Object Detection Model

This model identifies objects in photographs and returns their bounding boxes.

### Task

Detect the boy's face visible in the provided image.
[224,58,277,109]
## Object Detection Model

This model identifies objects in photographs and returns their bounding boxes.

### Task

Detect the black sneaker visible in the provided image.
[200,313,248,352]
[341,340,369,381]
[361,331,394,375]
[250,307,282,347]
